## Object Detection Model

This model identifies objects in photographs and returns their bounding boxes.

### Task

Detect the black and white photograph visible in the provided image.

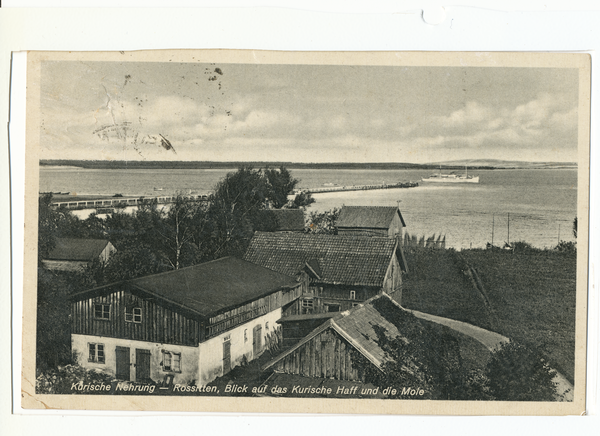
[21,50,590,414]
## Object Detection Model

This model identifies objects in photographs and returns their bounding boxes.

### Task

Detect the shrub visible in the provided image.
[555,240,576,252]
[486,341,557,401]
[36,364,114,395]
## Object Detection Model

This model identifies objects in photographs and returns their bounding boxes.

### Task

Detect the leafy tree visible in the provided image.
[38,194,92,263]
[264,166,299,208]
[305,208,340,234]
[486,341,557,401]
[363,299,478,400]
[291,191,315,209]
[206,166,272,258]
[36,268,74,372]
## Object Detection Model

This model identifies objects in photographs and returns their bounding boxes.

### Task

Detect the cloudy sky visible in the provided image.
[39,61,579,163]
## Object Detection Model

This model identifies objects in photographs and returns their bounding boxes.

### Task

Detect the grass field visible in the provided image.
[461,248,577,383]
[401,246,577,383]
[401,248,493,330]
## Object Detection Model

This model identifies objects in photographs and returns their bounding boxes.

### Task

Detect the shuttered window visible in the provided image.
[162,351,181,372]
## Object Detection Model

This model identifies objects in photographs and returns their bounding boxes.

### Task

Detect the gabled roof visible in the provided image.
[46,238,112,261]
[263,293,412,371]
[243,232,397,287]
[265,208,305,231]
[72,257,299,318]
[336,206,406,229]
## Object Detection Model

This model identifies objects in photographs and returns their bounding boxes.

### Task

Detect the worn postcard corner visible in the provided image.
[21,49,590,415]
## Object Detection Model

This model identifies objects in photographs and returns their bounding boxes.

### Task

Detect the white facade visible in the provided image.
[197,307,282,385]
[72,307,283,387]
[72,334,200,385]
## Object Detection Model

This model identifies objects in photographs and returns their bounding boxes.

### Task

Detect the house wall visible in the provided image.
[71,287,202,347]
[197,307,283,385]
[297,284,380,315]
[387,213,405,238]
[272,328,368,381]
[71,333,199,385]
[100,242,117,263]
[382,255,403,303]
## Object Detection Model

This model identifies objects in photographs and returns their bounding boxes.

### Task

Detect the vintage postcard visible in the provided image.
[21,50,590,415]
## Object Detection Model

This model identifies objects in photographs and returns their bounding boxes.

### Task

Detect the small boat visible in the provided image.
[421,166,479,184]
[153,187,164,191]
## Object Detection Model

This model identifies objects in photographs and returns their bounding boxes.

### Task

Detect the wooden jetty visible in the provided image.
[294,181,419,195]
[49,194,211,210]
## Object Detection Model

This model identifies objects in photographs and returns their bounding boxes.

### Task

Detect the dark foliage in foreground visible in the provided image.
[486,341,557,401]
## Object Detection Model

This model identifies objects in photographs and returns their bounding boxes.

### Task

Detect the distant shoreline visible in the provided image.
[39,160,577,171]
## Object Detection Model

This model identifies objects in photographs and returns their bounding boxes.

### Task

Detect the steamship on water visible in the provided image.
[421,166,480,184]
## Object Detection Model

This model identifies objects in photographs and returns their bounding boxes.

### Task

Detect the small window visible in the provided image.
[162,351,181,372]
[301,298,314,314]
[349,290,356,300]
[94,304,110,320]
[301,299,314,308]
[125,307,142,323]
[244,329,248,343]
[88,343,105,363]
[265,322,269,331]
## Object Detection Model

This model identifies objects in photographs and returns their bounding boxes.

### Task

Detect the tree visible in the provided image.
[305,208,340,234]
[264,166,299,208]
[291,191,315,208]
[36,268,75,372]
[206,166,273,258]
[363,299,475,400]
[159,195,208,269]
[486,341,557,401]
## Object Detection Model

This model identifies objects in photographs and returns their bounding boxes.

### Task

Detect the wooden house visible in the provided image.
[70,257,305,386]
[336,206,406,238]
[43,238,116,272]
[243,232,403,319]
[262,293,413,381]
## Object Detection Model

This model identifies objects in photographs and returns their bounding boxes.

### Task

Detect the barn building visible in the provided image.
[336,206,406,238]
[243,232,404,335]
[262,293,415,382]
[69,257,305,386]
[43,238,116,272]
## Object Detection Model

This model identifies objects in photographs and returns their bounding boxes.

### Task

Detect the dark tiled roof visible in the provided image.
[46,238,111,261]
[265,209,305,231]
[264,294,412,371]
[243,232,396,287]
[336,206,406,229]
[127,257,298,317]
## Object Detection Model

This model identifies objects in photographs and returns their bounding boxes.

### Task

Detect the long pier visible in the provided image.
[50,194,211,211]
[295,181,419,195]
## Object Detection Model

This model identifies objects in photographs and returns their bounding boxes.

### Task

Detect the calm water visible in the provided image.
[40,167,577,249]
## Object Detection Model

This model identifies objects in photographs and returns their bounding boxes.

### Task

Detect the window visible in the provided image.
[349,290,356,300]
[244,329,248,343]
[265,322,269,331]
[162,351,181,372]
[301,298,314,314]
[88,343,105,363]
[125,307,142,323]
[94,304,110,320]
